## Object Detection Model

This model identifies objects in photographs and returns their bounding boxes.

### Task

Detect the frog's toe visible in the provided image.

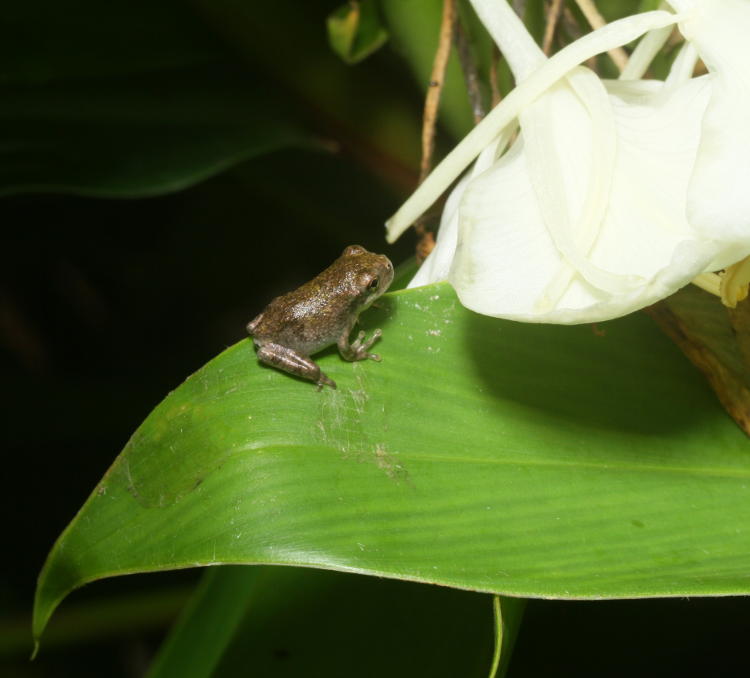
[361,329,382,352]
[317,373,337,390]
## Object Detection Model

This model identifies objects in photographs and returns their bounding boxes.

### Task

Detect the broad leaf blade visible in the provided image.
[147,565,494,678]
[0,64,312,198]
[1,1,311,197]
[145,567,262,678]
[34,283,750,646]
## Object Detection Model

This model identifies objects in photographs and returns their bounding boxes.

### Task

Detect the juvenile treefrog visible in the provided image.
[247,245,394,389]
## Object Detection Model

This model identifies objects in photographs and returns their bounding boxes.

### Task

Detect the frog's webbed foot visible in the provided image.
[256,343,336,389]
[341,328,383,362]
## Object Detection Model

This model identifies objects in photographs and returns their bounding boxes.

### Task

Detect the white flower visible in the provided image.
[386,0,750,324]
[670,0,750,270]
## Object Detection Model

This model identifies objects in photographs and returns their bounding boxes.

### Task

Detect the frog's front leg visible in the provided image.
[338,322,383,362]
[256,343,336,389]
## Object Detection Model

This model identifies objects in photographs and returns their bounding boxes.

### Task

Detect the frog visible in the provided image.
[247,245,394,389]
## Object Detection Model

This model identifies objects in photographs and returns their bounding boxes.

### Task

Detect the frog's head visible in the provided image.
[341,245,394,309]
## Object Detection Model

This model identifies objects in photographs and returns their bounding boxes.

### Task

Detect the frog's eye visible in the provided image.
[368,277,380,291]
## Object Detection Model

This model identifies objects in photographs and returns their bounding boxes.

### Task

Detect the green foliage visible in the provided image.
[0,1,311,197]
[489,596,525,678]
[145,566,496,678]
[34,284,750,650]
[327,0,389,64]
[19,0,750,674]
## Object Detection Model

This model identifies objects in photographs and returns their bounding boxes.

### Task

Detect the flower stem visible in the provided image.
[542,0,565,55]
[415,0,457,262]
[420,0,457,184]
[573,0,629,72]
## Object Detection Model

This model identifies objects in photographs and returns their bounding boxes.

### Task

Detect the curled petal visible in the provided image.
[467,0,545,80]
[449,76,716,323]
[620,21,674,81]
[386,10,681,243]
[671,0,750,269]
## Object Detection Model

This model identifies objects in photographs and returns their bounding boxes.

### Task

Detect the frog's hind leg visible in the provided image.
[255,343,336,390]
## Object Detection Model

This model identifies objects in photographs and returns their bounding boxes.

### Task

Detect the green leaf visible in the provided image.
[0,1,311,197]
[489,596,526,678]
[33,283,750,648]
[327,0,389,64]
[0,587,190,657]
[145,567,262,678]
[146,565,494,678]
[0,66,313,198]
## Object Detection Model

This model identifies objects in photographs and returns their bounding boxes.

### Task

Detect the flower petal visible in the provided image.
[385,9,681,243]
[467,0,545,80]
[521,66,637,309]
[671,0,750,269]
[620,21,674,81]
[409,128,514,288]
[448,75,717,323]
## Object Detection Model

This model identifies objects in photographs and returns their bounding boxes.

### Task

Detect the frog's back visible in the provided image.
[247,281,344,355]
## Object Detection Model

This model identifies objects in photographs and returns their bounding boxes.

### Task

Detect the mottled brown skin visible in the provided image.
[247,245,394,389]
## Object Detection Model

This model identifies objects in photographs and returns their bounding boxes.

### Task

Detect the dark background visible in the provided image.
[1,1,748,676]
